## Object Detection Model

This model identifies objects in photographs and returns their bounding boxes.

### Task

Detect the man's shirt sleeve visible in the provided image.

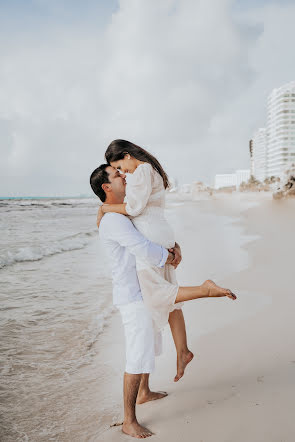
[102,213,168,267]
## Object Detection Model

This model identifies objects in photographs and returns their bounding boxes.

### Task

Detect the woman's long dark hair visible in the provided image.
[105,139,170,189]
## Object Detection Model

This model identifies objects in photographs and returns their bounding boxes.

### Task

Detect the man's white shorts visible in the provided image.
[117,299,163,374]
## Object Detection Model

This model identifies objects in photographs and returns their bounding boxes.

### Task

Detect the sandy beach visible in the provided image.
[2,192,295,441]
[98,192,295,442]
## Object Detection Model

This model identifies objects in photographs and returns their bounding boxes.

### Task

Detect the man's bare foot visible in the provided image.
[136,390,168,404]
[202,279,237,300]
[122,421,153,438]
[174,350,194,382]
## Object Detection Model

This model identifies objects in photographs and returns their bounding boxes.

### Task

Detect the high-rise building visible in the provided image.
[249,139,254,176]
[266,81,295,178]
[251,128,267,182]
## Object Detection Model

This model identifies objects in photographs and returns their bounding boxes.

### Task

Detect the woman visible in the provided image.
[98,139,236,381]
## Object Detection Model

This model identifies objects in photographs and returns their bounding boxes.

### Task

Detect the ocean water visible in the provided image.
[0,198,117,441]
[0,195,260,441]
[0,198,99,269]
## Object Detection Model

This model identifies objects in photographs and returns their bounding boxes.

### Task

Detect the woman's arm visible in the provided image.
[102,203,128,215]
[97,203,128,230]
[125,164,153,217]
[96,206,104,229]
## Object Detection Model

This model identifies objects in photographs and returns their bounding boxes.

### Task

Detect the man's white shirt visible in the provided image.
[99,213,168,306]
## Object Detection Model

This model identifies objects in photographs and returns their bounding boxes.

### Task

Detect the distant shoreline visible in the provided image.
[0,195,94,200]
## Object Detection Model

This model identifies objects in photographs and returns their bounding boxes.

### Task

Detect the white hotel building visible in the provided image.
[215,81,295,189]
[214,174,237,189]
[214,169,250,189]
[251,128,267,182]
[236,169,251,186]
[266,81,295,179]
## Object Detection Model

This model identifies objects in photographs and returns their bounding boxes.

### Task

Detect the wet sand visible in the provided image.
[99,192,295,442]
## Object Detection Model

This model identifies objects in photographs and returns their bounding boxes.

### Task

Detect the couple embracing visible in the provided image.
[90,139,237,439]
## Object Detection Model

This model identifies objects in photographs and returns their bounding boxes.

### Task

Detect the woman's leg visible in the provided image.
[175,279,236,303]
[168,309,194,382]
[168,280,236,381]
[169,309,188,354]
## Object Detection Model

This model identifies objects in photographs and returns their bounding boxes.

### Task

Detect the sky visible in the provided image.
[1,0,295,196]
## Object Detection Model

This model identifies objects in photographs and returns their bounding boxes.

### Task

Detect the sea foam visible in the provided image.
[0,231,97,269]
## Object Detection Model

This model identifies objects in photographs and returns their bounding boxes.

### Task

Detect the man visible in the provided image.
[89,164,236,438]
[90,164,179,438]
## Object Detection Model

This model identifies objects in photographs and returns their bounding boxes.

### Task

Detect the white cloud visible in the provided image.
[0,0,295,195]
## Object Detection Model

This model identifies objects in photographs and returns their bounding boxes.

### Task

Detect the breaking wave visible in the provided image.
[0,231,98,270]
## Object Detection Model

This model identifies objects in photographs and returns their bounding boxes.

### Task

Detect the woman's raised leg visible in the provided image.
[175,279,236,303]
[168,280,236,381]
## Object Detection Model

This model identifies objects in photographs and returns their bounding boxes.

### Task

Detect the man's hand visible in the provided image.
[168,242,182,269]
[166,251,176,266]
[97,206,104,229]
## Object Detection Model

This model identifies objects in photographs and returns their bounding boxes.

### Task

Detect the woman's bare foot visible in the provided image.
[202,279,237,300]
[174,350,194,382]
[136,390,168,404]
[122,421,153,438]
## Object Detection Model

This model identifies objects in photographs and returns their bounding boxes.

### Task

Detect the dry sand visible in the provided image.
[99,192,295,442]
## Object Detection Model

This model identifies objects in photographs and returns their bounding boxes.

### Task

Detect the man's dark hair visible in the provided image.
[89,164,110,202]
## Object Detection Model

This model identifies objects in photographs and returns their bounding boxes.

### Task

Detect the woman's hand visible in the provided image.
[97,206,104,229]
[100,203,127,215]
[101,204,109,214]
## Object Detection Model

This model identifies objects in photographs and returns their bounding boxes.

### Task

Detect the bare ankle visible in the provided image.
[124,417,138,425]
[177,347,189,356]
[137,387,150,397]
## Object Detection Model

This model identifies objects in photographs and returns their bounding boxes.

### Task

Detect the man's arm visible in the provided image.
[102,213,171,267]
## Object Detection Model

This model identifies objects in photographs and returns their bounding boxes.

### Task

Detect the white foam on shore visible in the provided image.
[0,230,98,269]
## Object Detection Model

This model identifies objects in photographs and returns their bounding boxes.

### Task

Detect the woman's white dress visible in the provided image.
[125,163,183,332]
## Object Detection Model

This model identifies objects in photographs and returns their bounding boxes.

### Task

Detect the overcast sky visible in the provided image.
[1,0,295,196]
